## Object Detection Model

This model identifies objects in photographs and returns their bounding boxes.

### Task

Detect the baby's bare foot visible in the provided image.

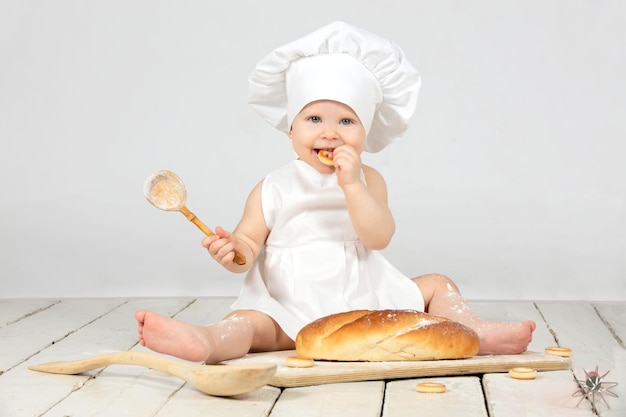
[475,320,536,355]
[135,310,213,362]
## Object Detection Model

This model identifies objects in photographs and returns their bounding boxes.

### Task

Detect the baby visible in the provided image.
[137,22,535,363]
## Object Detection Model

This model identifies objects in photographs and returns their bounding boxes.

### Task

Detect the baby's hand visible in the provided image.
[202,226,242,266]
[332,144,362,187]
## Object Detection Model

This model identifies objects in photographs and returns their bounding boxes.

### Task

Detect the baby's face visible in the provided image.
[289,100,366,173]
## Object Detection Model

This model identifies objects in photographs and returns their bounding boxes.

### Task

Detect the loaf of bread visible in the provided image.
[295,309,480,361]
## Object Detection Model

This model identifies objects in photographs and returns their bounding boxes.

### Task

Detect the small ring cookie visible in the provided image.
[509,367,537,380]
[416,382,446,393]
[317,150,334,166]
[286,356,315,368]
[544,346,572,357]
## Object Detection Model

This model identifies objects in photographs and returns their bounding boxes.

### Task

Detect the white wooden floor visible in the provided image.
[1,298,624,417]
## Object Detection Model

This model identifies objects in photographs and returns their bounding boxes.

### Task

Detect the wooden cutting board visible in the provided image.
[224,350,570,388]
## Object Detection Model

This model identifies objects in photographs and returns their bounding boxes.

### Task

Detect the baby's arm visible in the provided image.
[342,165,395,250]
[202,180,269,273]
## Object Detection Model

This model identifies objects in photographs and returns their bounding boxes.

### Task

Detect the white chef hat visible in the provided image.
[248,21,421,153]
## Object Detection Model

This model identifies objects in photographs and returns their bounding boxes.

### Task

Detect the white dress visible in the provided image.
[231,160,424,339]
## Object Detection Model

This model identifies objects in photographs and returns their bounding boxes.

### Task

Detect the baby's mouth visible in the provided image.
[315,149,334,166]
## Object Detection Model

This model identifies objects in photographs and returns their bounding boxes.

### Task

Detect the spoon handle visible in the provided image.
[28,351,191,375]
[179,206,247,265]
[29,351,277,396]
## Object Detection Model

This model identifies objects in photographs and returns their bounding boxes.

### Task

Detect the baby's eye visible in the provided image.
[309,116,321,123]
[340,118,353,125]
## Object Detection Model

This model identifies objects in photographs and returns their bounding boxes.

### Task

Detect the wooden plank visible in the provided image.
[602,347,626,416]
[590,302,626,416]
[225,349,569,388]
[593,302,626,348]
[270,381,384,417]
[0,298,193,417]
[472,301,593,416]
[2,298,621,417]
[154,386,281,417]
[37,297,280,417]
[0,298,126,372]
[485,301,626,417]
[483,370,594,417]
[536,302,621,371]
[166,296,235,323]
[40,345,281,417]
[469,301,558,352]
[0,298,60,328]
[383,377,487,417]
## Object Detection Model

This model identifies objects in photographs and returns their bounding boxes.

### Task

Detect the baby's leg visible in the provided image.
[135,309,294,363]
[413,273,536,355]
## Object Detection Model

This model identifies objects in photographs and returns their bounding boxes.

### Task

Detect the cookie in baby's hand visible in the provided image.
[317,149,334,166]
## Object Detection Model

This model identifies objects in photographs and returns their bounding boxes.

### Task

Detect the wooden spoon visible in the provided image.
[143,170,246,265]
[29,351,276,397]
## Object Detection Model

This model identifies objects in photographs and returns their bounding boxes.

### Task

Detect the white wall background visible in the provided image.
[1,1,624,300]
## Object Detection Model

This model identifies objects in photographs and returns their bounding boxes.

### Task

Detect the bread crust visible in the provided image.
[295,309,480,361]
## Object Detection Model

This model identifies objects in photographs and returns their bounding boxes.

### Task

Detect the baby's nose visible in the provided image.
[320,127,340,140]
